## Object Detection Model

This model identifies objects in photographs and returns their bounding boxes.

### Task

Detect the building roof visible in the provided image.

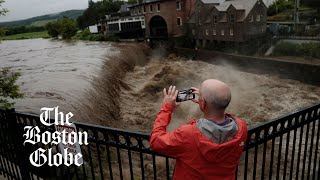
[129,0,160,7]
[218,0,258,18]
[201,0,222,4]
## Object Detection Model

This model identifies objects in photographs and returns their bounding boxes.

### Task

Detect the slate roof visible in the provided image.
[217,0,258,17]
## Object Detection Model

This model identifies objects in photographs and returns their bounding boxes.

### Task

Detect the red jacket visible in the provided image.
[150,103,248,180]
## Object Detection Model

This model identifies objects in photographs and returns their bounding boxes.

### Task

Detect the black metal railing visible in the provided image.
[0,103,320,180]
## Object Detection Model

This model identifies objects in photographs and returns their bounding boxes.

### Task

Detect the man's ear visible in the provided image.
[199,99,205,112]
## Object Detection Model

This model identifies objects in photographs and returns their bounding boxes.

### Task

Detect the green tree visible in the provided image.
[60,17,77,39]
[0,1,24,110]
[0,69,24,110]
[45,22,60,38]
[0,0,8,36]
[45,17,77,39]
[77,0,124,29]
[267,0,294,16]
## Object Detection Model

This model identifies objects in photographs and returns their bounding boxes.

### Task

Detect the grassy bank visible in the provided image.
[0,31,49,40]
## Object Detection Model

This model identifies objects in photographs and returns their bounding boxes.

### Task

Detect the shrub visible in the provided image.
[0,68,24,110]
[273,42,320,58]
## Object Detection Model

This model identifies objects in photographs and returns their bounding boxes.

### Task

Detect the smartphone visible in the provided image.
[176,89,195,102]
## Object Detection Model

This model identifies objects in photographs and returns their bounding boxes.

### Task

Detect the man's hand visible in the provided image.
[163,85,180,108]
[191,87,200,104]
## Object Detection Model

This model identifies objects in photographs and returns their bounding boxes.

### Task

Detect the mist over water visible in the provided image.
[0,39,319,132]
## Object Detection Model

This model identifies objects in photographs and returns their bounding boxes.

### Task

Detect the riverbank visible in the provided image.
[0,31,49,40]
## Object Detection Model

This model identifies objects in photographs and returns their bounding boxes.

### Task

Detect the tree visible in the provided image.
[60,17,77,39]
[46,22,60,38]
[0,68,24,109]
[77,0,124,29]
[267,0,294,16]
[45,17,77,39]
[0,0,8,36]
[0,1,24,110]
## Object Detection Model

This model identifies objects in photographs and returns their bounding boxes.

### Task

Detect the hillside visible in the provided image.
[0,10,84,27]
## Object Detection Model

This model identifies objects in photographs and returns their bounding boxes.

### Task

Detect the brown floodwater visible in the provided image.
[0,39,319,131]
[0,38,115,114]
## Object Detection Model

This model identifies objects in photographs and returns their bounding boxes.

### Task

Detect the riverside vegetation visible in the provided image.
[273,42,320,59]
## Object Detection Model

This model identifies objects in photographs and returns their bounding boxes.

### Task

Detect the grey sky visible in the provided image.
[0,0,98,22]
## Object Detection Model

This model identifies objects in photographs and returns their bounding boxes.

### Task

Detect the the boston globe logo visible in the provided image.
[23,107,89,167]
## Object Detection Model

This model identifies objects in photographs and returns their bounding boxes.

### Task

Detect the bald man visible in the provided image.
[150,79,248,180]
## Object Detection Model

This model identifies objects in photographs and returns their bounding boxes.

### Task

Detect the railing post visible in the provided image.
[7,109,31,180]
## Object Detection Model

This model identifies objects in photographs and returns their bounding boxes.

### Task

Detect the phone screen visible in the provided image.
[176,89,195,102]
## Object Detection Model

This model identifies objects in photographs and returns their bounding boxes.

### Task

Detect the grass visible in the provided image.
[30,19,55,27]
[0,31,49,40]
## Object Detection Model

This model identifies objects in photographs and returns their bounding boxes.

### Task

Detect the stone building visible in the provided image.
[187,0,267,47]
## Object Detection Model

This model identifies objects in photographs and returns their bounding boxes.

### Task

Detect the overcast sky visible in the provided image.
[0,0,99,22]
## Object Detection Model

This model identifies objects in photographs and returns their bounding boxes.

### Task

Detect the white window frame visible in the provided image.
[230,27,233,35]
[249,15,254,22]
[157,3,160,12]
[177,17,182,26]
[256,15,261,22]
[176,0,181,10]
[205,29,209,36]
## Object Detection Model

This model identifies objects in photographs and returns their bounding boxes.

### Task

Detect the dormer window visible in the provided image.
[230,15,235,23]
[213,16,217,24]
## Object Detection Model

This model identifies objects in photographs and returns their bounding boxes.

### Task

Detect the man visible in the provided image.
[150,79,248,180]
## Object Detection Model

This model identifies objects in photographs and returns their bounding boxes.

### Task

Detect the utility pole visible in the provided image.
[294,0,300,33]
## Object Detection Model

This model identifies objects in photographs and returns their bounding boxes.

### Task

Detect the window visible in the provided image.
[230,15,235,23]
[230,27,233,35]
[138,6,141,14]
[249,15,253,22]
[213,29,216,35]
[256,15,260,22]
[177,17,182,26]
[157,3,160,12]
[221,29,224,35]
[205,29,209,36]
[143,6,146,13]
[213,16,217,24]
[150,5,153,13]
[192,29,195,35]
[176,0,181,10]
